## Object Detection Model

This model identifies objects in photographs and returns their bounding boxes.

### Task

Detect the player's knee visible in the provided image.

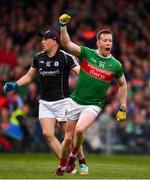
[75,126,84,136]
[42,130,54,140]
[64,136,73,145]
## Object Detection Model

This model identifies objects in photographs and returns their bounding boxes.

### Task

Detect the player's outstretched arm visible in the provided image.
[116,75,127,121]
[3,67,37,94]
[59,14,81,57]
[16,67,38,86]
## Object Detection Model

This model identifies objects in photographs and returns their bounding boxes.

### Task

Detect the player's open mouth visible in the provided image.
[105,47,110,52]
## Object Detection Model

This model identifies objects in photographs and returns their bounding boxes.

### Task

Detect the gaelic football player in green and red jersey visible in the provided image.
[55,14,127,176]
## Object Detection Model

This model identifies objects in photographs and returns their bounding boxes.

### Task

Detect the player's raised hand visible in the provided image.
[59,14,71,26]
[116,108,126,121]
[3,82,19,94]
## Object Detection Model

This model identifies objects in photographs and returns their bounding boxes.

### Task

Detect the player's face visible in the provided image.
[41,38,57,52]
[97,33,112,57]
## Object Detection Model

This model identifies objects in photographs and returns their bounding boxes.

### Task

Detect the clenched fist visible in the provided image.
[3,82,19,94]
[59,14,71,26]
[116,109,126,121]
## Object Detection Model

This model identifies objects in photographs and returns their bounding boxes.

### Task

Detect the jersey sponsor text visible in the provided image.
[81,60,114,82]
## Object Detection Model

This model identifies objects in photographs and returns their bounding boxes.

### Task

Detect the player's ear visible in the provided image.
[96,39,100,47]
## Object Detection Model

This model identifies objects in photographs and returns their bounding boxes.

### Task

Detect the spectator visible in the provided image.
[126,110,147,154]
[0,107,12,151]
[9,103,31,152]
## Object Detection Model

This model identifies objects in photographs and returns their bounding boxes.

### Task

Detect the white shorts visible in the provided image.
[39,98,70,122]
[66,98,101,120]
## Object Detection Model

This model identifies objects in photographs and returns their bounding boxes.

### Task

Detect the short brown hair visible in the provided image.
[96,29,113,40]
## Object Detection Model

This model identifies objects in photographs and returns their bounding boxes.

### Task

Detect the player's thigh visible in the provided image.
[76,106,101,132]
[76,112,95,133]
[39,118,57,135]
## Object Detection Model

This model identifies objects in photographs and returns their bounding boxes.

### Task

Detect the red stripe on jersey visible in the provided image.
[81,60,114,82]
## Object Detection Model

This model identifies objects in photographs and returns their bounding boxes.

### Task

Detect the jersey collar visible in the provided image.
[96,49,112,59]
[46,47,60,58]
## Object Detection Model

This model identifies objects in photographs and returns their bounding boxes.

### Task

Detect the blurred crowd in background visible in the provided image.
[0,0,150,154]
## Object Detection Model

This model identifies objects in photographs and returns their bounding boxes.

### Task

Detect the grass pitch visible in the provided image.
[0,153,150,179]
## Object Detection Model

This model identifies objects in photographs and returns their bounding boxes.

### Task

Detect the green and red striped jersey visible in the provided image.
[70,46,124,108]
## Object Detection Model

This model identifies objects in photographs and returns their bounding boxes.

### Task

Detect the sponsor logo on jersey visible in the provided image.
[54,61,59,66]
[108,64,112,69]
[46,61,51,67]
[39,60,44,64]
[91,57,97,63]
[39,69,60,76]
[81,60,114,82]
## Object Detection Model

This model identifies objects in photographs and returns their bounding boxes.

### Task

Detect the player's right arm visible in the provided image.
[16,67,38,86]
[59,14,81,57]
[3,67,38,94]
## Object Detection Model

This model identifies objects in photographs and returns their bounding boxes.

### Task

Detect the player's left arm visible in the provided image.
[117,74,127,110]
[116,74,127,121]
